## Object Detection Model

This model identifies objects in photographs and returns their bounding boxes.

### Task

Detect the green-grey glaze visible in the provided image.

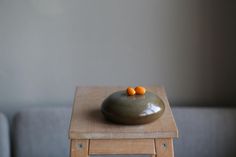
[101,90,165,125]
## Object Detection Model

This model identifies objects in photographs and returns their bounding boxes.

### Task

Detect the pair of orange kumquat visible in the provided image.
[127,86,146,96]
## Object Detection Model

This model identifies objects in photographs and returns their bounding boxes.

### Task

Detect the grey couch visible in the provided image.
[1,106,236,157]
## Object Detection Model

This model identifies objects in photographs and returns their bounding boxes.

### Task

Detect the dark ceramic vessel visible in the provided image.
[101,90,165,125]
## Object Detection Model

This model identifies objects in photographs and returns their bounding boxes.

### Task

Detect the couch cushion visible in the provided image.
[172,107,236,157]
[0,112,10,157]
[13,107,71,157]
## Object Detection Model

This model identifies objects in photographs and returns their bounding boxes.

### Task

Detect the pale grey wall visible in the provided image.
[0,0,235,116]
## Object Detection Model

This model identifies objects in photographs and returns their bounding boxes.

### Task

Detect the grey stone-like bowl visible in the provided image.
[101,90,165,125]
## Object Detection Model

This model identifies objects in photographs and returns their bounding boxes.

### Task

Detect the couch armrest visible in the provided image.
[0,112,10,157]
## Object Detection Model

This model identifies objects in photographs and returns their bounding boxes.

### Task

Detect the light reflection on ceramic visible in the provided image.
[101,91,165,125]
[139,103,161,116]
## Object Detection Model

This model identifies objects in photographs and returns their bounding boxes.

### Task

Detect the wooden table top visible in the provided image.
[69,86,178,140]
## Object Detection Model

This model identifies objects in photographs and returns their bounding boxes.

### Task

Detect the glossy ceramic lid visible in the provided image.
[101,90,165,124]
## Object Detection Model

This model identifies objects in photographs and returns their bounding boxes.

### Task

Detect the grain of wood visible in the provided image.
[89,139,155,155]
[70,140,89,157]
[155,138,174,157]
[69,86,178,139]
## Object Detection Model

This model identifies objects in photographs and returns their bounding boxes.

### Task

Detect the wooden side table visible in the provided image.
[69,86,178,157]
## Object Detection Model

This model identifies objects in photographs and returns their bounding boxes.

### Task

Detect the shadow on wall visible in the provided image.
[203,1,236,105]
[164,0,236,105]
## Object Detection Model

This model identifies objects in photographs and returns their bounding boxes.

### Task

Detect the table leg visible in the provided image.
[155,138,174,157]
[70,139,89,157]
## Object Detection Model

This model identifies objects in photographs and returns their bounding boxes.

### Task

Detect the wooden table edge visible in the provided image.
[69,131,178,140]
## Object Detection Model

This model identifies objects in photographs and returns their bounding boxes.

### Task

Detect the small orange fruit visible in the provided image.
[127,87,136,96]
[135,86,146,95]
